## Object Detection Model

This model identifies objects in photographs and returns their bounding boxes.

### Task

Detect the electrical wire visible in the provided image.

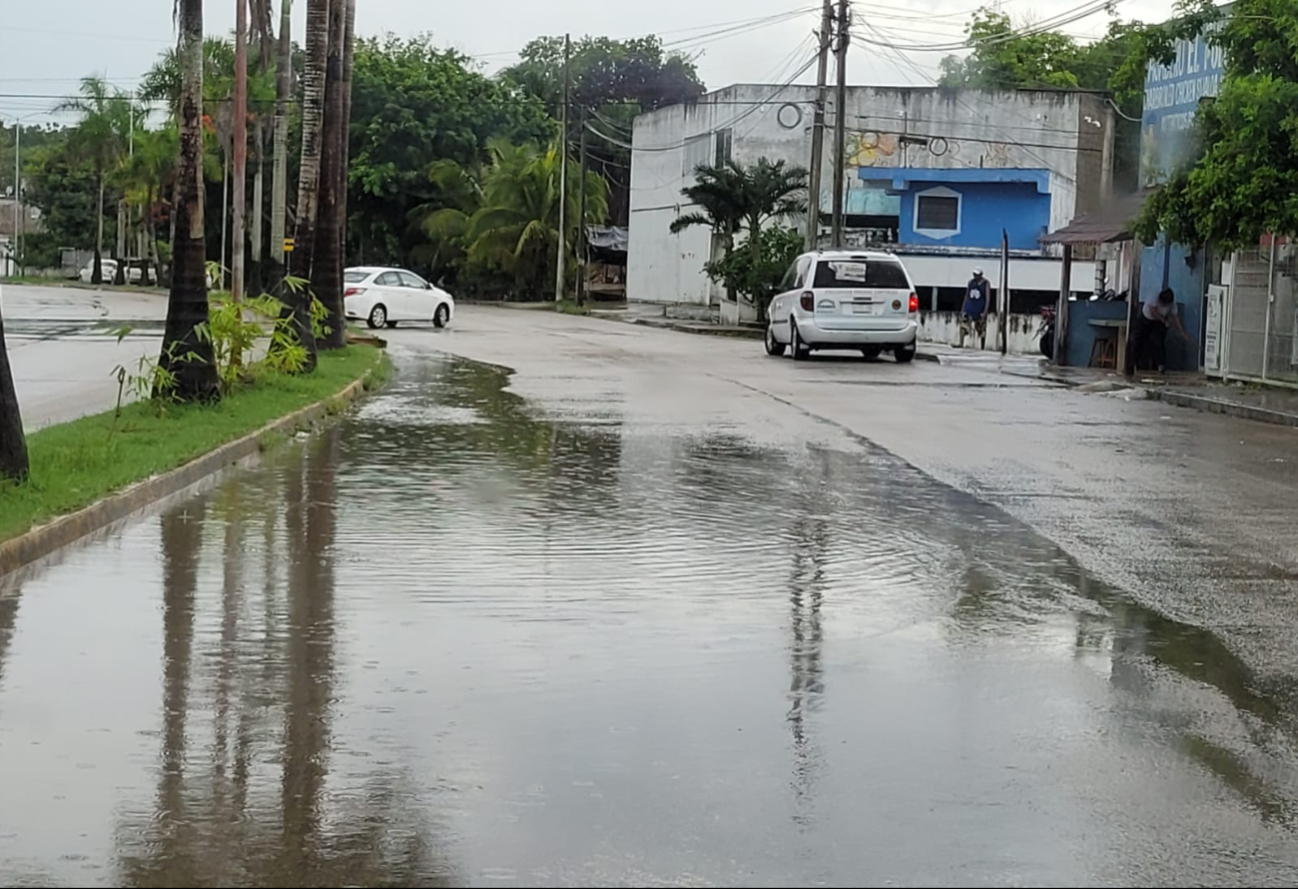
[854,0,1121,52]
[586,51,820,153]
[854,18,1080,186]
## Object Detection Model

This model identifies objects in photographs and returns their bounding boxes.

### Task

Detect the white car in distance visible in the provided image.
[765,250,920,362]
[344,266,454,330]
[78,259,143,285]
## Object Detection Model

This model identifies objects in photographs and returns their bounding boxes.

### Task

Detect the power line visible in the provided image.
[854,0,1121,52]
[587,52,820,153]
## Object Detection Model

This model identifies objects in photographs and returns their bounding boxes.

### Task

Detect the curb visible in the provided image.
[0,360,383,579]
[1145,389,1298,428]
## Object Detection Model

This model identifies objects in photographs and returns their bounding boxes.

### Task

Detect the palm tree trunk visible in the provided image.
[286,0,329,368]
[338,0,356,270]
[0,308,29,482]
[115,201,127,285]
[93,173,104,284]
[250,118,265,296]
[269,0,293,292]
[161,0,219,402]
[312,0,346,350]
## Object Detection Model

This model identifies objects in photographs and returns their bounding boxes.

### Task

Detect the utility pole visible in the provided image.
[830,0,850,248]
[555,34,571,303]
[577,110,588,306]
[12,123,20,275]
[806,0,833,251]
[232,0,248,302]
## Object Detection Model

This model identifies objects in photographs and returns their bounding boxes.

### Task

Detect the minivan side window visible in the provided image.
[779,261,800,291]
[813,259,910,289]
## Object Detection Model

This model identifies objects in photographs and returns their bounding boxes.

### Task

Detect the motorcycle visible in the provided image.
[1037,305,1056,359]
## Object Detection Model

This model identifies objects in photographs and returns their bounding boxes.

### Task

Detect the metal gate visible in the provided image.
[1223,242,1298,384]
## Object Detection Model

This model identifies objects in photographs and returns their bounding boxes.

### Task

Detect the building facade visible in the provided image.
[627,83,1115,319]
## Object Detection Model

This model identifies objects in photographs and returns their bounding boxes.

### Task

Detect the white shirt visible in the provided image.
[1142,298,1177,323]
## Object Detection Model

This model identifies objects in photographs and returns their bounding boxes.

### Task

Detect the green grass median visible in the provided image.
[0,345,389,544]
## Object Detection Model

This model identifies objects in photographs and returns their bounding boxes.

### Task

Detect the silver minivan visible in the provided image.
[765,250,919,362]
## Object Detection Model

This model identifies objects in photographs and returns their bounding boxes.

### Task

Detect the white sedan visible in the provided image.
[343,266,454,330]
[78,259,143,285]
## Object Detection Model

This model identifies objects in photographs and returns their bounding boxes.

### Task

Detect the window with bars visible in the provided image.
[913,187,961,236]
[714,128,733,167]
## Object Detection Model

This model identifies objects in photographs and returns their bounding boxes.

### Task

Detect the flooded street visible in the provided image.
[4,311,1298,885]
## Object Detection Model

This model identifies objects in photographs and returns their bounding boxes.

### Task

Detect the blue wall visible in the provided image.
[858,167,1052,251]
[1138,238,1204,372]
[1134,12,1227,371]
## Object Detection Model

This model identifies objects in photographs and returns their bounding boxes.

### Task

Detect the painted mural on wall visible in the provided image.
[1140,16,1226,185]
[823,130,1024,216]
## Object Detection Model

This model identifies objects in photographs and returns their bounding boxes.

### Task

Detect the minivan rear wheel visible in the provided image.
[790,322,810,361]
[765,325,785,357]
[895,344,916,363]
[861,346,883,360]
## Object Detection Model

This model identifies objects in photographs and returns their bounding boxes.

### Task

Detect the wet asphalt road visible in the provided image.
[4,304,1298,886]
[2,284,164,429]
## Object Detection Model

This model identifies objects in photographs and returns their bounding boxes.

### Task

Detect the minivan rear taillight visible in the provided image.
[800,291,815,312]
[344,287,365,299]
[908,292,919,313]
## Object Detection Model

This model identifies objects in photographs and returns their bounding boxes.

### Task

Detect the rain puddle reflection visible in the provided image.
[0,352,1296,886]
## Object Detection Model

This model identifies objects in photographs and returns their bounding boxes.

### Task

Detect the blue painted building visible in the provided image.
[857,168,1053,251]
[1137,14,1227,369]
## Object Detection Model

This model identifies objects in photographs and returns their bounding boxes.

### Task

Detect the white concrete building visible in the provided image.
[627,84,1114,324]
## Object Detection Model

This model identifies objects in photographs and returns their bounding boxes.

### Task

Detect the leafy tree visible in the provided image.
[937,6,1213,193]
[503,35,706,224]
[1136,0,1297,248]
[161,0,220,402]
[347,36,552,266]
[704,225,803,324]
[939,9,1084,90]
[21,136,99,263]
[671,157,806,309]
[461,140,608,301]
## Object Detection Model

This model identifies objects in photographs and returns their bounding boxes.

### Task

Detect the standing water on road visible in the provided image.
[2,351,1298,887]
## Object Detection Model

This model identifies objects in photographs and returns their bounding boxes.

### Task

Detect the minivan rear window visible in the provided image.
[344,271,369,283]
[813,259,909,289]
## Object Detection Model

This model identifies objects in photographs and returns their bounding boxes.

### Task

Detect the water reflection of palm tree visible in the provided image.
[117,432,457,887]
[786,455,830,816]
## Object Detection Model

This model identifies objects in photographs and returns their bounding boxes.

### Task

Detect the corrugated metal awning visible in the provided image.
[1040,191,1150,246]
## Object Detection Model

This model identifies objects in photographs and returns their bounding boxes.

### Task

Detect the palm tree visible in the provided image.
[57,77,132,285]
[269,0,294,291]
[671,157,806,265]
[119,125,178,286]
[0,309,28,482]
[311,0,347,349]
[160,0,220,402]
[463,140,608,301]
[410,158,484,284]
[286,0,329,369]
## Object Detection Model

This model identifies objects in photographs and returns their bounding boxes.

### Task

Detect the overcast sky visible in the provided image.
[0,0,1178,125]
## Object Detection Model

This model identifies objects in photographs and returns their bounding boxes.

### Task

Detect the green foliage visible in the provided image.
[503,35,705,112]
[1136,0,1298,248]
[938,9,1084,90]
[671,157,806,306]
[415,140,608,301]
[21,137,100,255]
[937,4,1218,193]
[0,347,387,545]
[705,225,803,323]
[347,35,554,264]
[503,35,706,227]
